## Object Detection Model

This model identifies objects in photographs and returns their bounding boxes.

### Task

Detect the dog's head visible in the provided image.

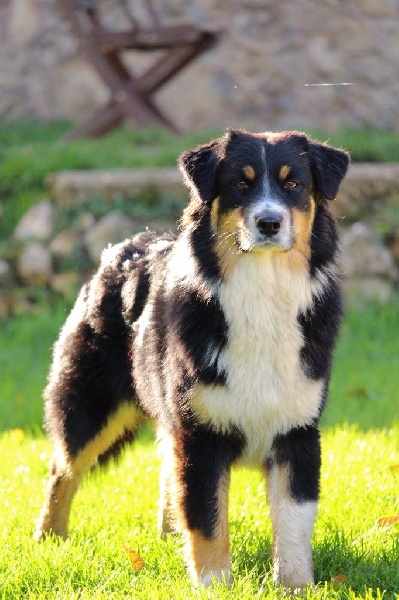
[179,129,349,272]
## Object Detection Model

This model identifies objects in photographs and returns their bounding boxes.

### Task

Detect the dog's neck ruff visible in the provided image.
[221,251,316,313]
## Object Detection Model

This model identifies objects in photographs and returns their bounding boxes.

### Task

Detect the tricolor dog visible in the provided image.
[35,130,349,589]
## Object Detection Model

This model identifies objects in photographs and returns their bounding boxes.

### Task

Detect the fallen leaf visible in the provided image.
[353,514,399,544]
[332,574,347,588]
[376,515,399,529]
[347,386,370,400]
[123,544,145,571]
[8,428,25,444]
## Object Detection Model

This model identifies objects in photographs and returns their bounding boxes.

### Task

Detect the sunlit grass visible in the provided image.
[0,424,398,599]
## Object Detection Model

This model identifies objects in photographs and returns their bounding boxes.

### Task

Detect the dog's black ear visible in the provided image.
[307,139,350,201]
[178,140,220,203]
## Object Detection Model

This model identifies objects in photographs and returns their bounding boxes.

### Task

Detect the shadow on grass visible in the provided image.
[234,532,398,595]
[315,532,399,595]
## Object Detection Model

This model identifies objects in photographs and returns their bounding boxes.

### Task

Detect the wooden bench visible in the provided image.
[58,0,221,138]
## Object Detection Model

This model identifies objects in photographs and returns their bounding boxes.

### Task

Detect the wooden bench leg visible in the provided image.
[65,100,124,140]
[66,89,180,140]
[58,0,217,137]
[139,35,216,96]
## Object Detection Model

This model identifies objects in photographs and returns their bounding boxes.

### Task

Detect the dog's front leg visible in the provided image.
[171,428,239,588]
[184,485,232,590]
[266,426,321,590]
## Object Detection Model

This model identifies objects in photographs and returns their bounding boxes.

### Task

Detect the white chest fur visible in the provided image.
[192,254,324,465]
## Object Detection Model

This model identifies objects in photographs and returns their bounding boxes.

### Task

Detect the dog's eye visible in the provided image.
[235,181,248,189]
[284,180,299,190]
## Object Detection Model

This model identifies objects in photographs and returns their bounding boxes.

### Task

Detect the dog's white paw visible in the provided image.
[274,570,315,596]
[199,568,234,589]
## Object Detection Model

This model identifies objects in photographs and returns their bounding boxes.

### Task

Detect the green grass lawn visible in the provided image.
[0,426,397,599]
[0,303,398,599]
[0,122,220,239]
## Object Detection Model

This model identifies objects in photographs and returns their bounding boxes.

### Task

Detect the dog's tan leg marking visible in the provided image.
[158,429,233,587]
[157,429,179,536]
[71,404,146,475]
[34,455,82,540]
[266,463,316,589]
[158,470,175,535]
[185,472,233,589]
[35,403,146,540]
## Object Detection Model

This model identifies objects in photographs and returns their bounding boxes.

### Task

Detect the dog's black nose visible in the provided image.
[255,213,282,237]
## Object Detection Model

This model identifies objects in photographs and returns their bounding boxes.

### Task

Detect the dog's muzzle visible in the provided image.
[241,205,293,251]
[255,212,283,238]
[237,203,293,252]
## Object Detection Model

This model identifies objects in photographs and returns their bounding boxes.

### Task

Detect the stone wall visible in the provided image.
[1,0,399,131]
[0,164,398,318]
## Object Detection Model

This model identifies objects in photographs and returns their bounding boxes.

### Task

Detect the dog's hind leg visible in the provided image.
[34,450,83,541]
[34,322,146,540]
[34,247,155,541]
[157,426,183,536]
[158,441,176,535]
[35,402,146,541]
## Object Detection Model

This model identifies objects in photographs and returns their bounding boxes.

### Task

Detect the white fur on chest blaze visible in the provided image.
[192,254,324,465]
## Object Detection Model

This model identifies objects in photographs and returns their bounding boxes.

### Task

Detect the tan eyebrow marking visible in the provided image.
[279,165,291,180]
[242,165,256,180]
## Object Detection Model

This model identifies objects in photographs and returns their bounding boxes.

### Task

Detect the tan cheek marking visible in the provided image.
[278,196,315,273]
[292,208,312,260]
[218,207,241,236]
[214,207,243,277]
[243,165,255,180]
[210,197,220,231]
[279,165,291,181]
